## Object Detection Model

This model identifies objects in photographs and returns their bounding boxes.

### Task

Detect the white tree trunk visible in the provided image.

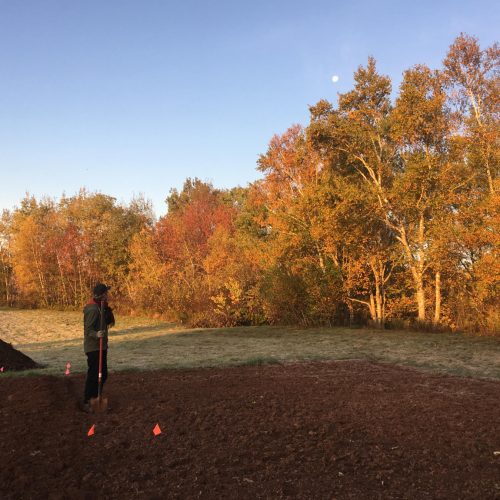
[434,270,441,324]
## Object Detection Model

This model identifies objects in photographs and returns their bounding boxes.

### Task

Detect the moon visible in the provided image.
[331,75,339,83]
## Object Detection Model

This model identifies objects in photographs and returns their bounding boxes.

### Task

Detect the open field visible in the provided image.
[1,308,500,498]
[0,308,500,379]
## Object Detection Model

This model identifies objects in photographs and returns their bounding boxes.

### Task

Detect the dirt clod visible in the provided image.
[0,338,41,371]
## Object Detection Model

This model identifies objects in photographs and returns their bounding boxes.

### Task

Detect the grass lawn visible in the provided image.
[1,308,499,380]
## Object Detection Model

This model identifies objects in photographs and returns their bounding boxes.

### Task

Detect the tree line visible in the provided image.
[1,34,498,334]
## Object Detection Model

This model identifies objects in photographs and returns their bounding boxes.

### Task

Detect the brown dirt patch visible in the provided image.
[1,361,499,499]
[0,338,41,371]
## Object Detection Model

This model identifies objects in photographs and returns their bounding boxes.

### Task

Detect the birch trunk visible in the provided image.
[369,293,376,322]
[397,220,427,322]
[416,282,426,322]
[434,270,441,324]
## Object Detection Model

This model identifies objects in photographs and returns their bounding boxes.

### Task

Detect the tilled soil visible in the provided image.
[1,361,499,499]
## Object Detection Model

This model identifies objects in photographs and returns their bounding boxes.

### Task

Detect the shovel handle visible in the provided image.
[98,336,103,398]
[98,300,105,399]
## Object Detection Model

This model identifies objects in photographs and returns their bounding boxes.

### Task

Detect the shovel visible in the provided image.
[90,300,108,413]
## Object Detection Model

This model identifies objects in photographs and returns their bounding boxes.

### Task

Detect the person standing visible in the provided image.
[82,283,115,412]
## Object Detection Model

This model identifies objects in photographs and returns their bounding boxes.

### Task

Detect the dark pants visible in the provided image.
[84,349,108,403]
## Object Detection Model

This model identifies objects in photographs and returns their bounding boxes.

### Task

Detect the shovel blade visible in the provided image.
[90,396,108,413]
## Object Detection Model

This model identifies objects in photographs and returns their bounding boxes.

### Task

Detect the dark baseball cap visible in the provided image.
[93,283,111,297]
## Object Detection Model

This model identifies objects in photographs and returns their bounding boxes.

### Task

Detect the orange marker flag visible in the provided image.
[87,424,95,437]
[153,423,161,436]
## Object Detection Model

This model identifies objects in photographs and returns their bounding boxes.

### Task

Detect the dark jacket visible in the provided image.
[83,300,115,353]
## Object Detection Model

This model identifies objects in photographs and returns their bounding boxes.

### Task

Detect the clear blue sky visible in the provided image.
[1,0,498,217]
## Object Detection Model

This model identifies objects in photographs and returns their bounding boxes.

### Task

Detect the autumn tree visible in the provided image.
[307,60,398,326]
[8,192,152,308]
[444,33,499,195]
[128,179,258,325]
[253,124,348,325]
[0,210,14,304]
[442,34,499,333]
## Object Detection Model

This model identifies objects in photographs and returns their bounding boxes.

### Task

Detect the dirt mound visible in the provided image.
[0,338,41,371]
[1,361,499,499]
